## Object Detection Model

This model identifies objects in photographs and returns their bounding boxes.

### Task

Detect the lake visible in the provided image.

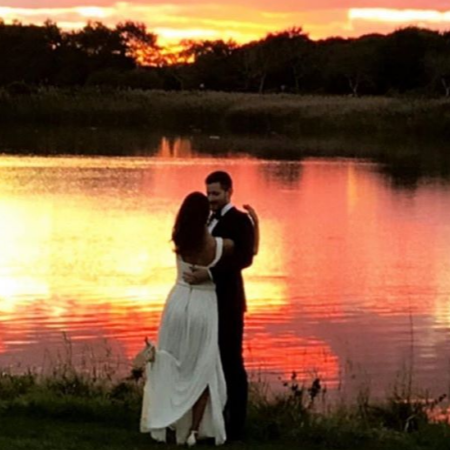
[1,134,450,399]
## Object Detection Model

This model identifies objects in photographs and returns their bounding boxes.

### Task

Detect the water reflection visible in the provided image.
[2,125,450,186]
[158,137,197,159]
[1,140,450,396]
[376,147,450,189]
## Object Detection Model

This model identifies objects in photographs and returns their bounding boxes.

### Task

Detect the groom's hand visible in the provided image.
[183,268,209,285]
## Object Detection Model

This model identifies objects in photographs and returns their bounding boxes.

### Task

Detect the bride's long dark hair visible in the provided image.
[172,192,210,256]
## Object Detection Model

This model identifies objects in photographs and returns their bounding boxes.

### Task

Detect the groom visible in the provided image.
[184,171,255,441]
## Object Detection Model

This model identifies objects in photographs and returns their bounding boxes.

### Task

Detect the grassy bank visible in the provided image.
[1,368,450,450]
[1,88,450,140]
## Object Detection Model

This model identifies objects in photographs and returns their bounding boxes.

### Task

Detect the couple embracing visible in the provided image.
[139,171,259,446]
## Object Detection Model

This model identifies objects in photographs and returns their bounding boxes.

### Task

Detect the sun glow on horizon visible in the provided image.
[1,3,450,46]
[0,5,264,46]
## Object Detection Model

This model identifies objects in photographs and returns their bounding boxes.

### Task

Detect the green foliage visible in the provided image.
[2,21,450,95]
[0,371,37,399]
[1,362,450,450]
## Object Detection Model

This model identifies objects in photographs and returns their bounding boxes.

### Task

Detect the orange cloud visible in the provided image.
[0,2,289,44]
[1,3,450,45]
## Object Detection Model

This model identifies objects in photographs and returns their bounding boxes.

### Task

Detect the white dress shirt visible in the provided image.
[206,203,233,279]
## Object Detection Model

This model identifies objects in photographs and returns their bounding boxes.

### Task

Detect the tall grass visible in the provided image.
[2,88,450,140]
[2,343,450,450]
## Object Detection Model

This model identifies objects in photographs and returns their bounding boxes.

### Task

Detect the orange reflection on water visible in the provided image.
[2,149,450,392]
[0,152,311,380]
[157,137,197,159]
[245,331,340,384]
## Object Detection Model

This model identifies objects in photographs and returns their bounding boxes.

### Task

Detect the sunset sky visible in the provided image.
[0,0,450,44]
[1,1,450,46]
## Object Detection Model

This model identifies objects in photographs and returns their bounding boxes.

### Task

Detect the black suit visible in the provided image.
[210,206,255,440]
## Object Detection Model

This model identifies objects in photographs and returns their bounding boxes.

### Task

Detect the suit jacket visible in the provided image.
[210,207,255,315]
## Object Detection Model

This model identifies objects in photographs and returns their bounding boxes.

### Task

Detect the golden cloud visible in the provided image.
[1,3,450,46]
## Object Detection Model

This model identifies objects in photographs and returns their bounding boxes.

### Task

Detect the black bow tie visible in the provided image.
[208,211,221,224]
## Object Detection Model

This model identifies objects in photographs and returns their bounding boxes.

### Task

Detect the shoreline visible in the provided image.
[1,123,449,183]
[1,368,449,450]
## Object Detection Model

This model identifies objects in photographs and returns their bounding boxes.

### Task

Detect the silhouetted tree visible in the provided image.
[175,39,239,90]
[239,35,281,93]
[379,27,442,93]
[116,21,162,66]
[1,20,450,96]
[424,33,450,97]
[0,21,60,85]
[325,35,384,96]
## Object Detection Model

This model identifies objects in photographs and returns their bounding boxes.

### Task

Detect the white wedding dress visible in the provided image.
[140,237,227,445]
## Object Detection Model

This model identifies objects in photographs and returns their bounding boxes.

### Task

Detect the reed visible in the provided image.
[2,88,450,140]
[2,354,450,450]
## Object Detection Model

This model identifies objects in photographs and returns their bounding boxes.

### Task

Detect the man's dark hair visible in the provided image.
[205,171,233,190]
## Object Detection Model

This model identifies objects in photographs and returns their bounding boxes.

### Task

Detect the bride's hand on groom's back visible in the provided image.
[243,204,259,256]
[243,204,258,225]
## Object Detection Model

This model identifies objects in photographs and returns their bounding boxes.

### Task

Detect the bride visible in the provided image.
[140,192,234,446]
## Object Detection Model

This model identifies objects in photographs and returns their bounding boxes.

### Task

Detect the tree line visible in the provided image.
[1,20,450,96]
